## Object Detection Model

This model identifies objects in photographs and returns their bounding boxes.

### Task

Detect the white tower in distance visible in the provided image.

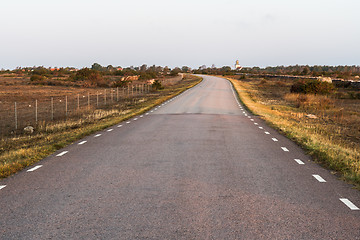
[235,60,242,70]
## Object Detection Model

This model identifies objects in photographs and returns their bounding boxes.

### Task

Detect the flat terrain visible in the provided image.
[0,75,359,239]
[0,75,182,102]
[227,76,360,186]
[0,74,182,137]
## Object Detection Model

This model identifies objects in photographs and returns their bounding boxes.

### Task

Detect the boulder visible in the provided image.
[24,126,34,134]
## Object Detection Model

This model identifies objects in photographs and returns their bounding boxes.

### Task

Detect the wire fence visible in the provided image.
[0,83,154,137]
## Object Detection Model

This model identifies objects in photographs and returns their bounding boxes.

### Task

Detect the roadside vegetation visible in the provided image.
[0,75,202,179]
[227,75,360,188]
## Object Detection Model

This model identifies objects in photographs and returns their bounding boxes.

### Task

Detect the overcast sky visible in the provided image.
[1,0,359,69]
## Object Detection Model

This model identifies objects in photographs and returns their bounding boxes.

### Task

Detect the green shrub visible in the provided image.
[290,80,307,93]
[152,80,164,90]
[30,74,45,81]
[290,79,335,95]
[74,68,108,87]
[139,72,156,80]
[111,80,130,88]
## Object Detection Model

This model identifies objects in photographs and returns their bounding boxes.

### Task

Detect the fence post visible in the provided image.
[77,94,80,111]
[88,92,90,109]
[117,87,119,101]
[128,85,130,96]
[51,97,54,120]
[111,89,113,102]
[131,85,133,96]
[65,96,68,118]
[35,99,38,123]
[14,102,18,130]
[96,92,99,107]
[104,89,107,105]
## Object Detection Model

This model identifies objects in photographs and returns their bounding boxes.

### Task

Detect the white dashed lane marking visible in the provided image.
[56,151,68,157]
[340,198,360,210]
[145,113,149,115]
[0,185,6,190]
[227,78,360,211]
[117,125,123,128]
[254,123,258,125]
[294,159,305,165]
[251,119,254,121]
[134,118,138,121]
[27,165,43,172]
[281,147,289,152]
[126,121,131,124]
[107,129,113,132]
[312,175,326,182]
[78,141,87,145]
[94,134,102,137]
[140,115,143,118]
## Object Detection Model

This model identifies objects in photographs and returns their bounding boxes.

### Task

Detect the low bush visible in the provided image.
[30,74,45,81]
[290,79,335,95]
[139,72,156,80]
[111,80,130,88]
[259,79,267,85]
[284,93,334,109]
[74,68,108,87]
[152,80,164,90]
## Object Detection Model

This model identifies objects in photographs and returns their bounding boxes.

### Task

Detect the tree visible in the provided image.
[140,64,147,72]
[91,63,103,71]
[199,65,207,70]
[170,67,181,76]
[106,65,115,71]
[302,66,310,75]
[181,66,191,73]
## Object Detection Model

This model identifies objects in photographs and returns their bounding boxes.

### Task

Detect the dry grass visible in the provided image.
[284,93,335,110]
[0,74,184,137]
[227,77,360,188]
[0,75,202,179]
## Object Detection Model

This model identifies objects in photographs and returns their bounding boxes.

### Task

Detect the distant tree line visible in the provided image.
[192,66,233,76]
[239,65,360,79]
[0,63,188,88]
[190,64,360,79]
[2,64,360,82]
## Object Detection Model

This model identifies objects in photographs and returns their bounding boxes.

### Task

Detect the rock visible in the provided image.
[24,126,34,134]
[306,114,317,119]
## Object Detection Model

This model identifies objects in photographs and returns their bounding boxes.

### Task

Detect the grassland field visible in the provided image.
[0,74,202,179]
[227,75,360,188]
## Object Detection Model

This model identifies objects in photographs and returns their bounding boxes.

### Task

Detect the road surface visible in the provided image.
[0,75,359,239]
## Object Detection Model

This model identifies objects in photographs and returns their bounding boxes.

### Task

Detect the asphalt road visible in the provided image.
[0,75,359,239]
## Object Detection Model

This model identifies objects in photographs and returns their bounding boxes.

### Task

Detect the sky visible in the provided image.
[1,0,359,69]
